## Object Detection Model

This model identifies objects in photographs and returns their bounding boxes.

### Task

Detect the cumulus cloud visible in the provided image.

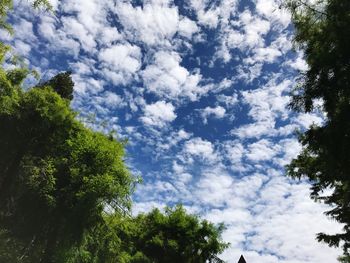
[98,43,142,85]
[217,93,238,107]
[255,0,291,29]
[200,106,226,124]
[140,101,177,127]
[189,0,238,28]
[231,78,292,139]
[8,0,343,261]
[114,1,198,47]
[194,170,234,207]
[246,139,280,162]
[183,137,218,162]
[142,51,204,101]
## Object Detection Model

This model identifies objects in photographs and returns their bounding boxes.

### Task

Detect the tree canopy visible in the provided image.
[286,0,350,258]
[0,67,134,262]
[65,206,229,263]
[0,2,229,262]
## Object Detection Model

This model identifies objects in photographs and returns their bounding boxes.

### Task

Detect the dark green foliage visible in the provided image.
[0,67,133,262]
[338,254,350,263]
[69,206,229,263]
[285,0,350,258]
[39,72,74,101]
[131,206,229,263]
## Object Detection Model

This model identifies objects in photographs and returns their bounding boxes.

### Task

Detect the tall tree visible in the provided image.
[285,0,350,258]
[0,68,134,262]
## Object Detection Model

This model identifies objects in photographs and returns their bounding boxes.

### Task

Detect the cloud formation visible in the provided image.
[8,0,342,262]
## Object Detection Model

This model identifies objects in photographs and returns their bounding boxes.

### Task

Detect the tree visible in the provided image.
[0,68,134,262]
[68,206,229,263]
[39,71,74,101]
[285,0,350,258]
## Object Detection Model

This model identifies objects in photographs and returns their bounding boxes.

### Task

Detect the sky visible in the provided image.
[2,0,344,262]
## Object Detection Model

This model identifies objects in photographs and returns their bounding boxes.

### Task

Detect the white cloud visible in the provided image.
[140,101,177,127]
[99,44,142,85]
[13,18,36,43]
[240,10,271,48]
[232,121,275,139]
[293,113,324,129]
[217,93,238,107]
[275,138,302,166]
[178,17,199,38]
[194,169,234,207]
[252,46,282,63]
[226,142,244,163]
[200,106,226,124]
[183,137,217,162]
[189,0,238,28]
[142,51,204,101]
[114,1,198,47]
[231,78,291,139]
[13,40,31,56]
[61,17,96,52]
[289,55,309,71]
[72,75,104,95]
[246,139,280,162]
[255,0,291,29]
[38,15,81,57]
[61,0,107,37]
[99,44,141,73]
[236,62,263,83]
[95,91,125,109]
[115,2,178,46]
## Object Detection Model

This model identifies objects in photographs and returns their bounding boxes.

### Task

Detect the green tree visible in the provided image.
[68,206,229,263]
[127,206,228,263]
[285,0,350,258]
[39,71,74,101]
[0,68,134,262]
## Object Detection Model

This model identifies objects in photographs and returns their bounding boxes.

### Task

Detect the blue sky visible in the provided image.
[3,0,343,262]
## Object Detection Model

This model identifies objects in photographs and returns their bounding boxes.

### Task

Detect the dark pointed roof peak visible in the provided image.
[238,255,246,263]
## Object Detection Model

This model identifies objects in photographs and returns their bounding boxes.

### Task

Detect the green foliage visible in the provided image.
[285,0,350,257]
[39,71,74,101]
[68,206,229,263]
[130,205,229,263]
[338,254,350,263]
[0,67,134,262]
[0,0,13,33]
